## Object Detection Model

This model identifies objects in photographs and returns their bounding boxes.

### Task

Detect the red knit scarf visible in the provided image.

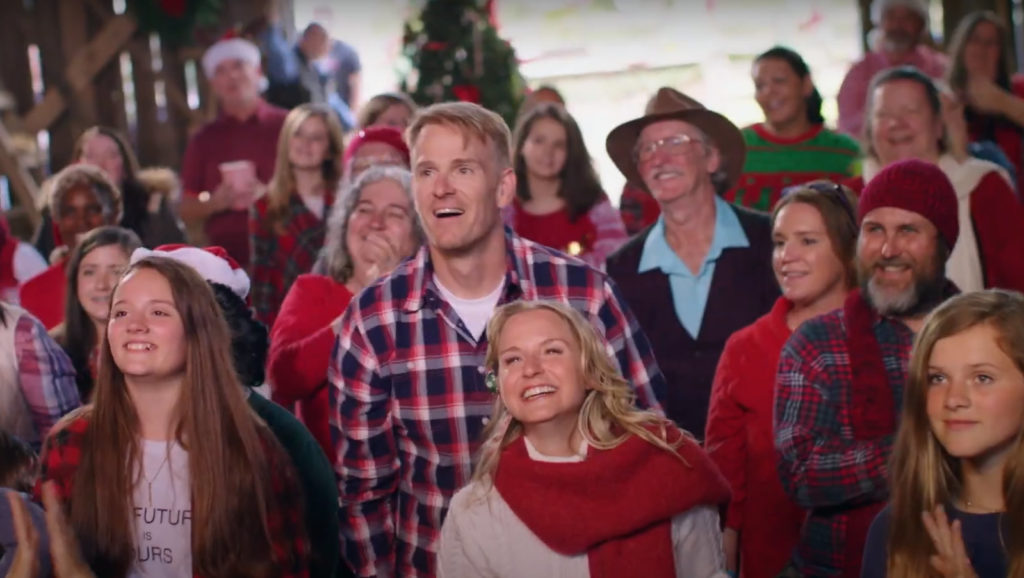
[493,427,730,578]
[844,289,895,440]
[844,284,958,439]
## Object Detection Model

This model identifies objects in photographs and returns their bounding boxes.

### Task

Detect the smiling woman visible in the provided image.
[36,256,309,577]
[50,226,141,402]
[437,299,731,578]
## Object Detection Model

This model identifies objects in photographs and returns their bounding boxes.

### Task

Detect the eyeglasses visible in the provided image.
[634,134,704,162]
[781,180,857,223]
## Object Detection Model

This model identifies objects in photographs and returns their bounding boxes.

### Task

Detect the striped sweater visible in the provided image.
[724,124,861,212]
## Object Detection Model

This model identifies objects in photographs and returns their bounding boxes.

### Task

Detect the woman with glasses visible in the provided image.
[705,181,859,578]
[267,166,423,461]
[505,103,628,268]
[249,104,346,327]
[850,65,1024,294]
[725,47,861,213]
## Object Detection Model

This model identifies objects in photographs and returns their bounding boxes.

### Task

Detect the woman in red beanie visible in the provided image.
[342,125,411,183]
[438,300,730,577]
[267,165,422,460]
[705,181,859,578]
[850,65,1024,293]
[250,103,345,327]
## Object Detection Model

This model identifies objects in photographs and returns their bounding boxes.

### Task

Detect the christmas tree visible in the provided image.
[401,0,525,127]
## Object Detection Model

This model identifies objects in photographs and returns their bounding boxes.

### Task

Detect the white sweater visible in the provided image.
[437,440,728,578]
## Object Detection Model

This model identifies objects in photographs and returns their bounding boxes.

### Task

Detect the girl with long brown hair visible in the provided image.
[505,102,627,268]
[438,300,730,577]
[35,257,309,577]
[861,290,1024,577]
[250,102,345,326]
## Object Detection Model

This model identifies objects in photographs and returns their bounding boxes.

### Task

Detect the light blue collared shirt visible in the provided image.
[638,196,750,338]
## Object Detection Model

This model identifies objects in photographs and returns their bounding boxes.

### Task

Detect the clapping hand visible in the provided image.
[362,232,403,282]
[922,505,978,578]
[4,482,94,578]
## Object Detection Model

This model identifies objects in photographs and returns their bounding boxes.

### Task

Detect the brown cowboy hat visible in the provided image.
[606,87,746,192]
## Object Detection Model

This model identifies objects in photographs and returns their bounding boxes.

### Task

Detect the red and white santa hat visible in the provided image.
[201,32,261,79]
[130,244,250,299]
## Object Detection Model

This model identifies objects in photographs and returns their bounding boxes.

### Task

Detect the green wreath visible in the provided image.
[128,0,222,47]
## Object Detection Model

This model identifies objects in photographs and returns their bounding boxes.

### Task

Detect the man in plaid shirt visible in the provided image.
[774,160,960,577]
[330,102,667,577]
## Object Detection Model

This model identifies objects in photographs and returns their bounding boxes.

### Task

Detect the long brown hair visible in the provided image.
[946,11,1012,96]
[512,102,606,220]
[265,103,345,232]
[68,257,295,576]
[887,290,1024,577]
[473,300,685,487]
[51,226,141,401]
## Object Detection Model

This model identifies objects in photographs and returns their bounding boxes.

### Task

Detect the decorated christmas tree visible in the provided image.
[401,0,525,127]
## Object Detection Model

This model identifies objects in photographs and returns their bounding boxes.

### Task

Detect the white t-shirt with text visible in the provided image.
[129,439,191,578]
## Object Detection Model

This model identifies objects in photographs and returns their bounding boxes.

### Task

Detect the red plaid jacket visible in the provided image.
[773,295,913,577]
[35,411,310,577]
[250,191,334,327]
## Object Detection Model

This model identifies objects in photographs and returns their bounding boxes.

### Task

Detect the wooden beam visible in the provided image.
[0,121,41,229]
[58,0,98,133]
[22,14,137,134]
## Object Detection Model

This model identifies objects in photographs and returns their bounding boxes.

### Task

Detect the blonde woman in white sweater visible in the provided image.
[438,300,731,578]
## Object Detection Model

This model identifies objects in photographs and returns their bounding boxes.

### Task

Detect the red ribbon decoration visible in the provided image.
[452,84,481,103]
[159,0,187,18]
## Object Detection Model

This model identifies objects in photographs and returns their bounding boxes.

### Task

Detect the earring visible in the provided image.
[485,371,498,393]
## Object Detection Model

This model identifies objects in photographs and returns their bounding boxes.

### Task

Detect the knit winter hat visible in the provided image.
[130,244,250,299]
[343,126,411,168]
[201,35,261,79]
[858,159,959,247]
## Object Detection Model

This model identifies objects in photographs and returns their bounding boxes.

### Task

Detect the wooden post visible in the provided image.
[130,35,160,166]
[0,121,41,229]
[58,0,98,134]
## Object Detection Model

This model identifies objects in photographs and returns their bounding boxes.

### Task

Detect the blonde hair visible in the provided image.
[405,101,512,169]
[265,103,346,232]
[357,92,418,129]
[887,289,1024,577]
[473,300,686,486]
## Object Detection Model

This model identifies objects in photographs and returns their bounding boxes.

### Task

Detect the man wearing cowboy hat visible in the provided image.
[605,87,779,436]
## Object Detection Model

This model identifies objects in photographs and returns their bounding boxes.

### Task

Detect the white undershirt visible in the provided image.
[434,276,505,340]
[300,194,326,220]
[130,440,191,578]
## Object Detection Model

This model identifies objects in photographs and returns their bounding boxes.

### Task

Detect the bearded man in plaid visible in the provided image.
[329,101,667,578]
[774,159,961,578]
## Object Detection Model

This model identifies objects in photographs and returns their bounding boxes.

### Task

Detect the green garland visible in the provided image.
[128,0,222,47]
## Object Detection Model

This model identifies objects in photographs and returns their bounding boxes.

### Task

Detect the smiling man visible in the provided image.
[773,159,959,577]
[329,101,667,578]
[605,87,778,437]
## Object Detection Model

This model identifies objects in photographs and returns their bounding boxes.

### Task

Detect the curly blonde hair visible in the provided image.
[472,300,687,486]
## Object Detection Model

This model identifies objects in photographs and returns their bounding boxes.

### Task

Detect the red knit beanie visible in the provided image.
[858,159,959,247]
[343,126,411,168]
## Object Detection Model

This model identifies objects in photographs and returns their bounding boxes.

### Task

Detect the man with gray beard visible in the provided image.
[772,159,959,577]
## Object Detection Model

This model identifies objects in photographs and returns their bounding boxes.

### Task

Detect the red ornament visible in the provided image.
[452,84,481,103]
[159,0,187,18]
[424,41,448,51]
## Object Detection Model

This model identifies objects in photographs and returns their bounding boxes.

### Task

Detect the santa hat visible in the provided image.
[343,126,410,168]
[201,34,261,79]
[130,244,250,299]
[870,0,929,26]
[857,159,959,248]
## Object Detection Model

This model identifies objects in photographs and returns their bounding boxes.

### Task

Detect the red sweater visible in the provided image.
[705,297,805,578]
[267,274,353,461]
[19,259,68,330]
[845,172,1024,293]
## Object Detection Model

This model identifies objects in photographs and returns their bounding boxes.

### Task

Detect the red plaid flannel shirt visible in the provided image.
[249,192,334,327]
[36,412,310,577]
[330,230,667,577]
[774,299,914,576]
